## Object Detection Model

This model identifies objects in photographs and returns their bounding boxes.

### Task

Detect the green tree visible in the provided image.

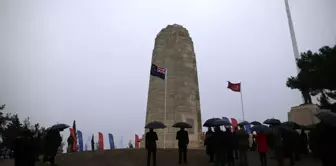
[286,45,336,111]
[2,114,22,148]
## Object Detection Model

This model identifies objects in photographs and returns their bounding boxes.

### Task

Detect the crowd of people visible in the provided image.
[8,128,62,166]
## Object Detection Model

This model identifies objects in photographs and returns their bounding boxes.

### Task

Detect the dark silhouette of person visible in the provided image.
[213,126,226,166]
[224,127,234,166]
[13,129,36,166]
[299,130,308,156]
[256,132,268,166]
[293,131,301,161]
[43,129,62,165]
[176,127,189,164]
[67,135,74,153]
[146,128,158,166]
[91,135,95,151]
[251,135,257,151]
[282,131,295,166]
[315,122,336,166]
[204,127,214,162]
[232,127,239,160]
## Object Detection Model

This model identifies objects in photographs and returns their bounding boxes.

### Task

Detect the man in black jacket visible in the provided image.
[176,128,189,164]
[146,128,158,166]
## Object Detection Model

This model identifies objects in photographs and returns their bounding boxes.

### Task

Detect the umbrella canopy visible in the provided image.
[145,121,166,129]
[251,125,271,133]
[49,123,70,131]
[203,118,221,127]
[272,124,294,133]
[172,122,192,128]
[301,124,316,130]
[282,121,301,129]
[263,118,281,125]
[315,111,336,127]
[213,119,232,126]
[250,121,262,126]
[238,121,250,126]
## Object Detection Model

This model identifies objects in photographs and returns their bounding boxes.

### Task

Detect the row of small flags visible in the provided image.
[68,128,118,151]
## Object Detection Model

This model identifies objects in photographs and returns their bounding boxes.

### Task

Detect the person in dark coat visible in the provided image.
[213,126,226,166]
[299,130,308,156]
[176,127,189,164]
[43,129,62,165]
[13,129,36,166]
[315,122,336,166]
[282,131,295,166]
[67,135,74,153]
[293,131,301,161]
[204,127,214,162]
[232,127,239,160]
[91,135,95,151]
[224,127,235,166]
[146,128,158,166]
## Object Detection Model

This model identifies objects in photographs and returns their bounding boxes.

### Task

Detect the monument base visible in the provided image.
[288,104,323,125]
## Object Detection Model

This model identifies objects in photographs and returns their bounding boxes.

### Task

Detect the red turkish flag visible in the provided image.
[227,81,241,92]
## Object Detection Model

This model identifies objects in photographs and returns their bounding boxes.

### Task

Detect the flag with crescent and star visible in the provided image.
[227,81,241,92]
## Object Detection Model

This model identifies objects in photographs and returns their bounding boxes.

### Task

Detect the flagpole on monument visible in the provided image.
[239,82,245,121]
[163,68,167,149]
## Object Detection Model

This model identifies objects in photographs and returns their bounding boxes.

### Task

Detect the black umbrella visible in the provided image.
[49,123,70,131]
[282,121,301,129]
[272,124,294,133]
[213,119,232,126]
[238,121,250,126]
[172,122,192,128]
[263,118,281,125]
[315,111,336,127]
[203,118,221,127]
[250,121,262,126]
[300,124,316,130]
[145,121,166,129]
[251,125,271,133]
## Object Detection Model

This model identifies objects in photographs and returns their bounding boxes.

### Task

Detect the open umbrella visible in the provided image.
[203,118,221,127]
[251,125,271,133]
[145,121,166,129]
[172,122,192,128]
[282,121,301,129]
[250,121,262,126]
[301,124,316,130]
[48,123,70,131]
[213,119,232,126]
[272,124,294,133]
[238,121,250,126]
[315,111,336,127]
[263,118,281,125]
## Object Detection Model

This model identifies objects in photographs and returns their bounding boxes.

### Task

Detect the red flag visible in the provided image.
[98,132,104,150]
[69,128,77,151]
[231,118,238,132]
[227,81,241,92]
[135,134,141,148]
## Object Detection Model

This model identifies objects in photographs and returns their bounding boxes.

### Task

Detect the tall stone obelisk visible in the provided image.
[144,24,202,149]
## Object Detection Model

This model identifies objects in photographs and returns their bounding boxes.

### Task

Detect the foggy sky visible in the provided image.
[0,0,335,148]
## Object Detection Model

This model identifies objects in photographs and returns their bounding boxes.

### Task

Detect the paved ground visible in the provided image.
[0,149,322,166]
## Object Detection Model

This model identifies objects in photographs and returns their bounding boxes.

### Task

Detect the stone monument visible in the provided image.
[142,24,202,149]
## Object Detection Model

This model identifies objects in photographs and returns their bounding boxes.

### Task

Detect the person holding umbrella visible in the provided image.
[204,127,214,162]
[173,122,191,164]
[145,121,166,166]
[43,123,69,165]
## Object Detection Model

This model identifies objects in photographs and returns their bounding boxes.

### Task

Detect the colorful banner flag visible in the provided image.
[150,64,166,79]
[72,121,77,152]
[231,118,238,132]
[108,133,115,149]
[98,132,104,150]
[69,128,76,151]
[77,130,83,151]
[135,134,141,148]
[227,81,241,92]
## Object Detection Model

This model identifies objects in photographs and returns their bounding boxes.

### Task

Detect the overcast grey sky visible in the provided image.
[0,0,335,148]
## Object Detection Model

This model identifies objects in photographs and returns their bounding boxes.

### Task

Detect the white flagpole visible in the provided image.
[240,83,245,121]
[163,68,167,149]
